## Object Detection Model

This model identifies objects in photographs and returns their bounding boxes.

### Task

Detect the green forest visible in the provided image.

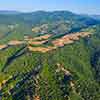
[0,11,100,100]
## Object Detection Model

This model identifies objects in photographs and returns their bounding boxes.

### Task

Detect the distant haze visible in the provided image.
[0,0,100,14]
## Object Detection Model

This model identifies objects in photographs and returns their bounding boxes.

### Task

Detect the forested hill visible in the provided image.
[0,11,100,25]
[0,11,100,100]
[0,11,100,44]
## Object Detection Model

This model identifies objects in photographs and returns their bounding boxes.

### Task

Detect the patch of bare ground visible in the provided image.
[52,32,92,47]
[56,63,71,75]
[8,40,25,46]
[0,76,12,90]
[28,40,48,45]
[56,63,76,93]
[0,32,92,53]
[28,46,56,53]
[33,95,40,100]
[24,34,52,41]
[33,34,52,40]
[0,45,8,50]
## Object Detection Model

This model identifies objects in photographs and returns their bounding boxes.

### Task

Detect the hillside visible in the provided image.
[0,11,100,44]
[0,11,100,100]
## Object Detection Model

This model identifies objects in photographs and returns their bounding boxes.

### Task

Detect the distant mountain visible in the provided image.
[0,10,20,14]
[90,15,100,20]
[0,10,99,25]
[0,10,100,43]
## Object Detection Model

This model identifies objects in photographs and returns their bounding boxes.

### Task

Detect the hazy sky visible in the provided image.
[0,0,100,14]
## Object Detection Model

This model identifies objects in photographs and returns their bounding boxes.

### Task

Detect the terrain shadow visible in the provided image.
[2,46,27,72]
[10,64,42,100]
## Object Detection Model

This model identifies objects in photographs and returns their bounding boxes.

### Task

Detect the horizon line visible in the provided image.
[0,9,99,15]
